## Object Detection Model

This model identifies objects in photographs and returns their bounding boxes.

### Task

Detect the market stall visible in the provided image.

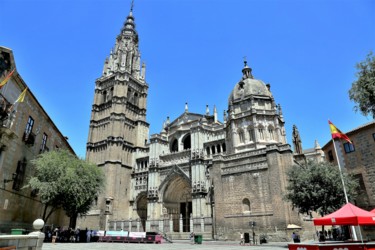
[288,203,375,250]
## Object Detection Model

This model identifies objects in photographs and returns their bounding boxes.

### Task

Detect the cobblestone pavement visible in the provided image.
[42,240,289,250]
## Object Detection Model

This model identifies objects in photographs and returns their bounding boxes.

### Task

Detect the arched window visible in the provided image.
[268,126,274,140]
[171,139,178,152]
[206,147,210,156]
[222,143,226,152]
[211,145,216,154]
[217,144,221,153]
[238,129,245,143]
[258,127,264,140]
[103,90,107,103]
[242,198,251,213]
[183,134,191,150]
[248,127,255,142]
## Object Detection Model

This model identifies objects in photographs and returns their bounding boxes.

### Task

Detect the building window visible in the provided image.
[343,142,355,153]
[372,133,375,141]
[242,198,251,213]
[258,128,264,140]
[206,147,210,156]
[268,128,274,140]
[248,128,255,142]
[13,159,27,191]
[328,150,334,162]
[25,116,34,135]
[238,129,245,143]
[40,133,48,153]
[171,139,178,152]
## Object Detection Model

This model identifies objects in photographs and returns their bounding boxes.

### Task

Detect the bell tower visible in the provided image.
[85,3,149,229]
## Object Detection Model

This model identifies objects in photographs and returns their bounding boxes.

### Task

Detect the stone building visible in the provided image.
[0,46,74,233]
[81,7,311,240]
[322,121,375,210]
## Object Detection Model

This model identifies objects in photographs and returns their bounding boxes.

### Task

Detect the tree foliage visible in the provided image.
[26,149,104,227]
[284,161,358,216]
[349,51,375,119]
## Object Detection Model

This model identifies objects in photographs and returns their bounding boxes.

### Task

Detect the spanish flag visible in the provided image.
[15,87,27,103]
[328,120,352,144]
[0,68,15,88]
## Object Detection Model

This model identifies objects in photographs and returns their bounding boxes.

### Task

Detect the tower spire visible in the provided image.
[130,0,134,12]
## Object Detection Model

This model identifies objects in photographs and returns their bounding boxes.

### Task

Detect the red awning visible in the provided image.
[313,203,375,226]
[371,208,375,214]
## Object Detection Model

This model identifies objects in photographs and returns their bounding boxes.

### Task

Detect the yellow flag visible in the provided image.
[15,87,28,103]
[0,69,15,88]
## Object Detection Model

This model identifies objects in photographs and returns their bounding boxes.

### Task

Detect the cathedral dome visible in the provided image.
[228,61,272,105]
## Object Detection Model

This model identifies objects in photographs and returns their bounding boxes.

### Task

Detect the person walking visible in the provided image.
[52,228,58,244]
[86,229,91,243]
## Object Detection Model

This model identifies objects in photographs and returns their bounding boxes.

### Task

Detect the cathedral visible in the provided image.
[80,5,311,240]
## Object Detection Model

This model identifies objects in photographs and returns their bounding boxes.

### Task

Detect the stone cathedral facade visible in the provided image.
[81,7,308,240]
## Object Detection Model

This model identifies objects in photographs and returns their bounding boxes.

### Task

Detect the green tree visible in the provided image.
[284,161,358,216]
[349,51,375,119]
[26,149,104,228]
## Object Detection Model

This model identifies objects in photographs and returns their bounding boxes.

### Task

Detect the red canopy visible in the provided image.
[313,203,375,226]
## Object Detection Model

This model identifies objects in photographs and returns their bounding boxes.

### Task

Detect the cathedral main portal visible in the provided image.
[162,175,192,232]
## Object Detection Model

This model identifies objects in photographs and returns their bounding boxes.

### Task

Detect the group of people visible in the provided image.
[49,227,94,243]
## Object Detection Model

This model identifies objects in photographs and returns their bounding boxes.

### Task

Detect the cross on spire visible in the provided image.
[130,0,134,12]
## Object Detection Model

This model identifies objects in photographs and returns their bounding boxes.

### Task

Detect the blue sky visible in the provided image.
[1,0,374,158]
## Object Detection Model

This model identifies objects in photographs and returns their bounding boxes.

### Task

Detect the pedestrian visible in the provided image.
[75,227,80,242]
[240,232,244,245]
[52,228,58,244]
[292,232,297,242]
[190,231,195,244]
[86,229,91,242]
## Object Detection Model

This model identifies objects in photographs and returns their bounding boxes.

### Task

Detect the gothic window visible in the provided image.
[268,126,274,140]
[258,127,264,140]
[134,92,139,105]
[206,147,210,156]
[171,139,178,152]
[109,87,114,100]
[211,145,216,154]
[216,144,221,153]
[242,198,251,213]
[222,143,226,152]
[238,129,245,143]
[103,90,107,103]
[248,127,255,142]
[183,134,191,150]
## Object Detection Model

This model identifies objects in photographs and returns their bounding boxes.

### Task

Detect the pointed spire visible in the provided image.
[205,105,209,115]
[185,102,188,113]
[314,140,321,149]
[214,105,218,123]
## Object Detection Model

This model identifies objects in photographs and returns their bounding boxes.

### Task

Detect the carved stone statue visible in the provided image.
[292,125,303,154]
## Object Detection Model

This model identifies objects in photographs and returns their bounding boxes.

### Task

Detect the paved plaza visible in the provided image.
[41,240,289,250]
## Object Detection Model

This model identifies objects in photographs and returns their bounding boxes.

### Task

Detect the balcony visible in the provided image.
[39,146,49,154]
[22,132,35,146]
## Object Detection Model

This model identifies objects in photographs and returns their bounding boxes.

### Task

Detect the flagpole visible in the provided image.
[331,138,358,241]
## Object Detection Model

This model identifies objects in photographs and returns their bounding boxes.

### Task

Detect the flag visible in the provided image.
[328,120,352,144]
[0,68,15,88]
[15,87,27,103]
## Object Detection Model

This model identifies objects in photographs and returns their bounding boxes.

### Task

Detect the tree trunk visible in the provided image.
[69,213,78,229]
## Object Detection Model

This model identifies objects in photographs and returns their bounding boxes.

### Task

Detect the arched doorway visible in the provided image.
[163,175,192,232]
[136,194,147,231]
